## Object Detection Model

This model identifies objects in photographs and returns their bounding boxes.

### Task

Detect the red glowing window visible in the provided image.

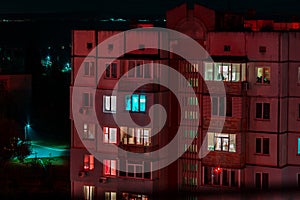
[84,154,94,170]
[103,159,117,176]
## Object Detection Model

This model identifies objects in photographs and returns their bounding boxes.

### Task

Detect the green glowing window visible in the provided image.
[125,94,146,112]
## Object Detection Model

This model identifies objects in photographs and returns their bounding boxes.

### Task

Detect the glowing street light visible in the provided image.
[24,123,30,141]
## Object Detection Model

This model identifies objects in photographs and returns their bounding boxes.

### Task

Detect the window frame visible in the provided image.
[83,123,96,140]
[125,94,146,113]
[84,154,94,171]
[211,96,232,117]
[83,61,95,77]
[207,132,236,153]
[103,127,117,144]
[105,62,118,79]
[255,137,270,155]
[83,185,95,200]
[256,67,270,84]
[120,127,151,146]
[103,95,117,113]
[124,60,152,79]
[255,102,270,120]
[255,172,269,189]
[204,62,246,82]
[105,192,117,200]
[103,159,117,176]
[82,92,93,107]
[120,160,152,179]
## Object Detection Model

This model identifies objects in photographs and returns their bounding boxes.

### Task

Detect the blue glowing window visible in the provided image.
[140,95,146,112]
[125,95,131,111]
[125,94,146,112]
[298,138,300,154]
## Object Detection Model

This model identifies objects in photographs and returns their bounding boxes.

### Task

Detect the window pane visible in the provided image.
[219,97,225,116]
[140,95,146,112]
[144,63,151,78]
[136,128,142,145]
[90,62,95,76]
[256,103,262,118]
[232,64,240,82]
[263,103,270,119]
[136,61,143,78]
[111,96,116,112]
[106,64,111,78]
[128,61,135,77]
[207,132,214,150]
[83,93,89,107]
[262,173,269,189]
[212,97,218,115]
[215,137,222,151]
[144,129,150,146]
[125,95,131,111]
[214,63,223,80]
[109,128,117,143]
[256,138,261,153]
[229,134,236,152]
[84,62,89,76]
[257,67,263,83]
[111,63,117,78]
[205,63,213,80]
[298,138,300,154]
[136,165,143,178]
[298,67,300,83]
[264,68,270,84]
[104,96,111,111]
[255,173,261,189]
[132,94,139,112]
[263,138,269,154]
[222,138,229,151]
[226,97,232,117]
[222,64,230,81]
[111,160,116,175]
[241,63,246,81]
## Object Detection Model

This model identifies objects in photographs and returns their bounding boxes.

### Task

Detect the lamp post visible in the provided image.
[24,123,30,141]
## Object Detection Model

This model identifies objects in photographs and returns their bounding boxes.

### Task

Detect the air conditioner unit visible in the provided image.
[99,177,108,183]
[78,171,87,178]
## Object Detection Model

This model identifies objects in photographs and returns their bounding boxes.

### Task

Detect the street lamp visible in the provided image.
[24,123,30,141]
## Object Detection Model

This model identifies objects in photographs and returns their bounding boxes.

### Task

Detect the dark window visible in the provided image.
[262,173,269,189]
[256,138,262,154]
[256,103,270,119]
[105,63,117,78]
[108,44,113,50]
[224,45,231,52]
[298,174,300,188]
[256,138,269,155]
[212,97,218,115]
[87,42,93,49]
[255,173,261,189]
[259,46,267,53]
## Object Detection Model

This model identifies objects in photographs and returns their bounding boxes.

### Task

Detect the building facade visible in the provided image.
[70,3,300,199]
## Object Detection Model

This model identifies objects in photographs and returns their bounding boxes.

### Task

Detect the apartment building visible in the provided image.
[70,3,300,199]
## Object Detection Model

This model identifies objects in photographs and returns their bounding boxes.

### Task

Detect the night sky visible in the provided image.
[0,0,300,17]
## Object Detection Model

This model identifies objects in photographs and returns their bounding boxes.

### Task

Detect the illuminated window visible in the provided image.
[84,155,94,170]
[184,111,198,120]
[126,60,152,78]
[103,160,117,176]
[83,123,95,140]
[119,160,151,179]
[256,67,270,84]
[184,144,198,153]
[83,185,95,200]
[105,63,117,78]
[256,103,270,119]
[103,127,117,144]
[125,94,146,112]
[204,63,245,82]
[188,78,199,87]
[105,192,117,200]
[183,63,199,73]
[298,138,300,155]
[212,96,232,117]
[255,138,269,154]
[83,93,93,107]
[255,172,269,189]
[122,193,148,200]
[103,95,116,113]
[83,62,95,76]
[207,133,236,152]
[120,127,151,146]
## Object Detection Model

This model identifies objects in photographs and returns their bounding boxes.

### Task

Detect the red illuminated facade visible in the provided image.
[70,3,300,199]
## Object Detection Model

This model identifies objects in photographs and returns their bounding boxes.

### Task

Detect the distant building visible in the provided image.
[70,3,300,199]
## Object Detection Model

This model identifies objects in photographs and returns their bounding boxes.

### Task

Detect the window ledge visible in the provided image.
[254,153,270,156]
[254,83,271,86]
[254,118,270,121]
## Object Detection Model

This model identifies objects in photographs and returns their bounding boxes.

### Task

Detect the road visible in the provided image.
[28,141,69,158]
